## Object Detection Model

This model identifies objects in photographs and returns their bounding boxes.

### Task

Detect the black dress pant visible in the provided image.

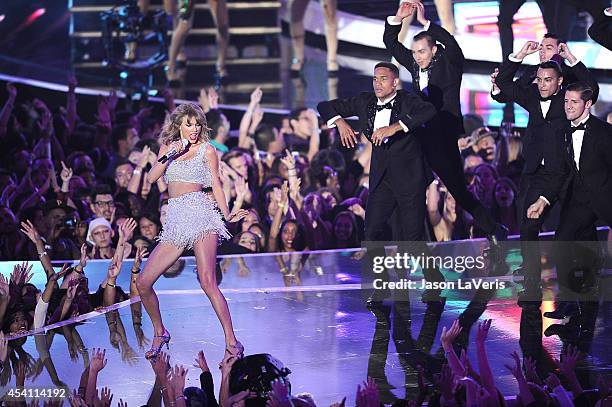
[554,194,600,302]
[365,175,443,288]
[365,177,425,241]
[418,130,496,235]
[517,170,554,292]
[498,0,576,59]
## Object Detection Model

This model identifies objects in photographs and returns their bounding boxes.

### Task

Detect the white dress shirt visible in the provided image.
[327,92,409,138]
[418,70,429,92]
[540,99,552,118]
[571,114,589,171]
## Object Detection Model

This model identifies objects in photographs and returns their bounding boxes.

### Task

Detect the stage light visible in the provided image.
[0,15,5,23]
[119,71,128,79]
[26,8,46,23]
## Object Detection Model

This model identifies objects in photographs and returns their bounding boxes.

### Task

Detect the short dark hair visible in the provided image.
[91,184,113,201]
[289,107,308,123]
[114,159,133,170]
[538,60,563,78]
[374,62,399,77]
[254,124,277,151]
[413,31,436,48]
[205,109,227,138]
[543,32,562,44]
[566,82,594,102]
[111,124,132,150]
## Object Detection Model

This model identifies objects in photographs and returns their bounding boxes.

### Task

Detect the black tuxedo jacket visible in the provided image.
[496,59,599,176]
[588,11,612,51]
[492,63,578,104]
[317,90,436,192]
[383,21,464,137]
[558,116,612,224]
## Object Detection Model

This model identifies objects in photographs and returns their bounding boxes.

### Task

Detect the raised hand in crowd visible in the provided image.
[266,379,291,407]
[355,377,380,407]
[523,356,543,386]
[0,332,8,364]
[86,348,108,405]
[11,261,34,286]
[227,390,257,407]
[60,161,73,192]
[168,364,189,406]
[505,350,535,406]
[193,349,210,372]
[69,389,88,407]
[555,344,584,398]
[151,350,171,403]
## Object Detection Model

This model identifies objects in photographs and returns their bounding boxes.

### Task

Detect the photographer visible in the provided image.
[25,201,80,261]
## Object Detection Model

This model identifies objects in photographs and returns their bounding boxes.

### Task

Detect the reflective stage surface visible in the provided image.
[1,242,611,405]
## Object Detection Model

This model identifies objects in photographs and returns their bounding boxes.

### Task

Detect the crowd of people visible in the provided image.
[1,0,611,404]
[2,282,612,407]
[0,76,543,266]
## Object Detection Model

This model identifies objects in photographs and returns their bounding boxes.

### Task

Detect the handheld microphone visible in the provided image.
[159,139,188,163]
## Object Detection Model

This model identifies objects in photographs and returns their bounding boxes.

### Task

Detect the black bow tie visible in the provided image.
[570,123,586,133]
[375,100,395,112]
[420,68,428,73]
[539,95,553,102]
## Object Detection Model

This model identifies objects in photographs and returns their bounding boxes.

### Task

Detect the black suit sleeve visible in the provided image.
[568,61,599,103]
[496,59,532,110]
[588,10,612,50]
[539,128,568,204]
[491,88,510,103]
[200,371,219,407]
[598,122,612,175]
[383,21,416,72]
[317,93,366,122]
[492,66,534,103]
[398,93,436,131]
[427,22,465,66]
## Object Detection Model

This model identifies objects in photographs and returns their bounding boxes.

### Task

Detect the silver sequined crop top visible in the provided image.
[163,143,212,187]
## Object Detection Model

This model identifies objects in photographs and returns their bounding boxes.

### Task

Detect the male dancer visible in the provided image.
[490,32,576,122]
[318,62,443,303]
[496,41,598,300]
[318,62,435,242]
[528,83,611,318]
[384,1,507,246]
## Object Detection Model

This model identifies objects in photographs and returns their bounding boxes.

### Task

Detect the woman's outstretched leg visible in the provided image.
[194,234,241,354]
[208,0,229,77]
[136,242,184,356]
[322,0,338,72]
[289,0,310,71]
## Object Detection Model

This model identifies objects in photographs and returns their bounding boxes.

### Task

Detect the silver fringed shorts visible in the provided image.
[157,191,230,249]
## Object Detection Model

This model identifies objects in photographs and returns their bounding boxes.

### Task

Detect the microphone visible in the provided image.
[159,139,188,163]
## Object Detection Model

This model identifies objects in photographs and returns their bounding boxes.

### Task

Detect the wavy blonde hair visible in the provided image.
[158,102,211,145]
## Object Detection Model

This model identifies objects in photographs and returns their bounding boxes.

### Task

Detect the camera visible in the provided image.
[229,354,291,404]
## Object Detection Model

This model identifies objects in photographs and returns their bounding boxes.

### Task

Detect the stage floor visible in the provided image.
[1,246,611,405]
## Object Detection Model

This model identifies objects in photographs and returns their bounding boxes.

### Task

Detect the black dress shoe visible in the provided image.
[544,323,579,341]
[366,290,390,310]
[544,323,567,337]
[543,302,578,319]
